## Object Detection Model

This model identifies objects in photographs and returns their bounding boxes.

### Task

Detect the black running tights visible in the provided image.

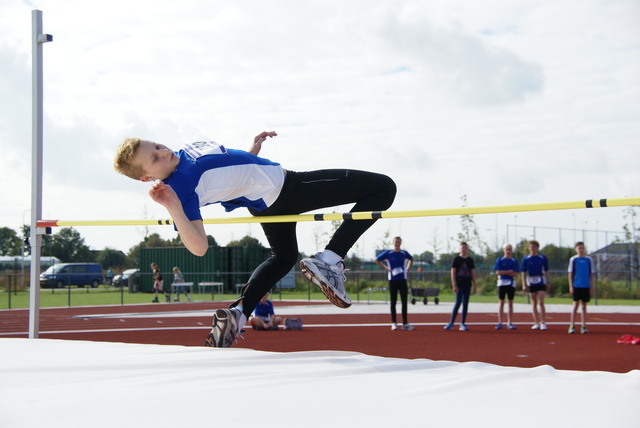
[237,169,397,318]
[389,279,409,325]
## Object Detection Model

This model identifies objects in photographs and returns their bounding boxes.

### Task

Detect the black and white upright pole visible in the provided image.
[29,10,52,339]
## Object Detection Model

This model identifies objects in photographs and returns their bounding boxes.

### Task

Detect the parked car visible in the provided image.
[112,268,140,288]
[40,263,103,288]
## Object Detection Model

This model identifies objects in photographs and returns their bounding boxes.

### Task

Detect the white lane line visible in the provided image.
[2,322,639,336]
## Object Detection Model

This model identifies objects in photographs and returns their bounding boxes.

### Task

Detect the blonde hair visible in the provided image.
[114,137,145,180]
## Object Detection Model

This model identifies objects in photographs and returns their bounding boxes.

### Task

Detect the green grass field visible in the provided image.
[1,286,638,310]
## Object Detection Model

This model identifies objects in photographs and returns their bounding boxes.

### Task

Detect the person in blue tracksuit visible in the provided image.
[375,237,414,331]
[521,240,551,330]
[494,243,519,330]
[567,242,595,334]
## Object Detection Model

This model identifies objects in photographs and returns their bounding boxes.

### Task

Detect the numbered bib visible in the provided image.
[184,141,228,159]
[528,275,543,285]
[391,267,404,277]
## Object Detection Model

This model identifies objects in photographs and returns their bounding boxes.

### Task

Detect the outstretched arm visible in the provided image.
[148,181,209,256]
[248,131,277,155]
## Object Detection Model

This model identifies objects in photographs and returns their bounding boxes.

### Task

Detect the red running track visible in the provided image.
[1,301,638,373]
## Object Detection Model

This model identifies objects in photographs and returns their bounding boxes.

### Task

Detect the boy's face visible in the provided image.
[135,140,180,181]
[503,245,513,257]
[460,244,468,256]
[393,238,402,251]
[576,244,585,256]
[528,244,539,255]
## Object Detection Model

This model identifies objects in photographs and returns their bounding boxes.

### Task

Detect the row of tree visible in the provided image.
[0,225,267,272]
[411,240,578,270]
[1,226,96,261]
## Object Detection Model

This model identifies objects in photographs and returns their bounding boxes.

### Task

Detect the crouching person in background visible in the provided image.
[250,293,283,331]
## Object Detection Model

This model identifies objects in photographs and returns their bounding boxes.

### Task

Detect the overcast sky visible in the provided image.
[1,0,639,261]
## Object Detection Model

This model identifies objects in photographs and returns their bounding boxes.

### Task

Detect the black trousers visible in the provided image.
[389,279,409,325]
[237,169,396,317]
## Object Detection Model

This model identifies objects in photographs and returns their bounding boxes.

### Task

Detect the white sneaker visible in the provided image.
[391,323,397,331]
[401,324,415,331]
[205,308,246,348]
[540,323,548,330]
[300,254,351,308]
[531,323,540,330]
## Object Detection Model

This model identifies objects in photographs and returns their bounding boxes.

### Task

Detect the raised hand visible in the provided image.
[148,180,179,209]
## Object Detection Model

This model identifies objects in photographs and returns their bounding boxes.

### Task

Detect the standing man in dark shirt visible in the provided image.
[445,242,477,331]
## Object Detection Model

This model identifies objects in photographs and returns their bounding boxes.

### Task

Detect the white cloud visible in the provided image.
[370,12,545,105]
[0,0,638,259]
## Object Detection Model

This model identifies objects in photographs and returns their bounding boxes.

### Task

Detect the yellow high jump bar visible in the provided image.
[37,197,640,228]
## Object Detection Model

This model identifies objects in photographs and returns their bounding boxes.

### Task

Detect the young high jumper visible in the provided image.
[114,131,396,347]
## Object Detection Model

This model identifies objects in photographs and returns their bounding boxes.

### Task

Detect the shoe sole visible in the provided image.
[299,260,351,309]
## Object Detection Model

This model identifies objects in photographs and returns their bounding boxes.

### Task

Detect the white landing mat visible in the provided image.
[0,338,638,428]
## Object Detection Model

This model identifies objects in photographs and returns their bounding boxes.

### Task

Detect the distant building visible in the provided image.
[0,256,61,271]
[591,243,639,282]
